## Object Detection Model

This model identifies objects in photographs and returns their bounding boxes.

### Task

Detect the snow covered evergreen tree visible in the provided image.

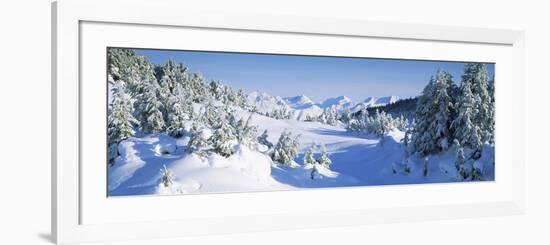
[454,140,466,180]
[431,70,455,150]
[159,59,187,93]
[159,165,175,187]
[367,110,393,137]
[202,98,218,128]
[187,73,208,103]
[187,123,208,156]
[236,89,253,110]
[209,80,225,101]
[130,56,158,98]
[339,108,352,124]
[234,114,258,149]
[209,114,235,157]
[320,106,338,126]
[464,63,494,144]
[317,144,332,168]
[108,80,139,146]
[107,48,140,93]
[268,106,293,120]
[257,129,273,149]
[451,79,483,157]
[135,79,165,134]
[157,76,173,123]
[412,70,455,156]
[303,142,317,166]
[487,78,495,144]
[401,130,411,174]
[166,83,193,137]
[271,130,300,166]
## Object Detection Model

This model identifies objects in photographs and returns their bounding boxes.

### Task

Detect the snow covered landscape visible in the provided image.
[107,48,495,196]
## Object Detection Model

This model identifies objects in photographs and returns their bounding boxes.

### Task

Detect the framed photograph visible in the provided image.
[52,0,525,244]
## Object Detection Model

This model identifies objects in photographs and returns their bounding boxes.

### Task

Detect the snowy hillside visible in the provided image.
[109,108,495,196]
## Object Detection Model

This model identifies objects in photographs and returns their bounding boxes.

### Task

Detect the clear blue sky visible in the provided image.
[135,48,495,102]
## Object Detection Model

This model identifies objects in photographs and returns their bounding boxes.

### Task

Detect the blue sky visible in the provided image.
[135,48,495,102]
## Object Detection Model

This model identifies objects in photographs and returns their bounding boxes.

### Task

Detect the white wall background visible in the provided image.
[0,0,548,244]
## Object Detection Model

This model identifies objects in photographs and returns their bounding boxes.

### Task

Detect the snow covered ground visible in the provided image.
[108,110,495,196]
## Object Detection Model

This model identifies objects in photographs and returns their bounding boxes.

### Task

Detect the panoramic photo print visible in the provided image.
[107,48,495,196]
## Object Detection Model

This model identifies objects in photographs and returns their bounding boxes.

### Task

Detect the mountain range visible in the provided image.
[247,91,400,120]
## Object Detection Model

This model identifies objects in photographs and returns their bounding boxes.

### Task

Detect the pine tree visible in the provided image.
[234,114,258,149]
[209,80,225,101]
[339,108,352,124]
[454,140,466,180]
[451,79,483,156]
[412,70,455,156]
[137,80,165,133]
[303,142,317,165]
[159,165,175,187]
[187,123,208,155]
[257,129,273,149]
[187,73,208,103]
[487,77,495,144]
[159,59,187,93]
[202,98,218,128]
[107,48,133,82]
[463,63,493,144]
[412,76,437,156]
[236,89,253,110]
[401,129,411,173]
[317,144,332,168]
[108,80,138,146]
[271,130,300,166]
[363,110,393,137]
[321,106,338,126]
[107,48,140,92]
[269,106,293,120]
[166,83,193,137]
[430,70,455,151]
[157,74,173,121]
[209,113,235,157]
[131,55,157,97]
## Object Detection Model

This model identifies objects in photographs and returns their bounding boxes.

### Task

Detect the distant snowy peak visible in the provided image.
[249,91,399,116]
[248,91,288,113]
[320,96,353,109]
[375,96,399,105]
[364,96,376,105]
[352,95,400,112]
[293,105,324,121]
[248,91,275,102]
[283,95,315,109]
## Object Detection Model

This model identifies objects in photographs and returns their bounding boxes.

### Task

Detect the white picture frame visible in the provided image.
[52,0,526,244]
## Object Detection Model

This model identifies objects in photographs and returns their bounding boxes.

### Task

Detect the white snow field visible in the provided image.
[108,110,495,196]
